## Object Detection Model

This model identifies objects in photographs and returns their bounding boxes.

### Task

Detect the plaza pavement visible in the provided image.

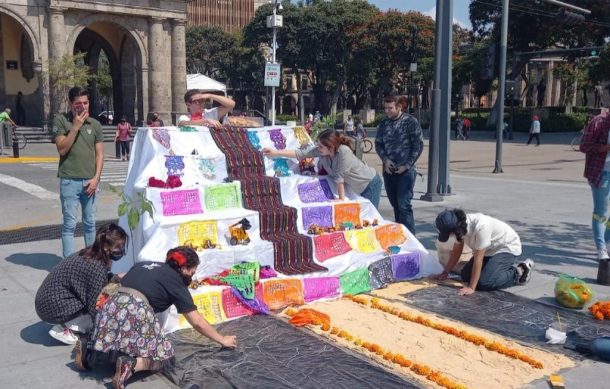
[1,130,610,388]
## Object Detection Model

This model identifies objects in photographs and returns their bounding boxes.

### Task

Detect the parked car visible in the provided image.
[97,111,114,125]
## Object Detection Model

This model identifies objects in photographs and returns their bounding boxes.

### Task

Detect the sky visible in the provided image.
[367,0,472,29]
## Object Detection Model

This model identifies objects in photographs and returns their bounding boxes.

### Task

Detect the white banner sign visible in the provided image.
[264,63,281,87]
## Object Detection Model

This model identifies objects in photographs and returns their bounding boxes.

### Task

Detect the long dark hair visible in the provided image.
[79,223,128,268]
[317,129,352,153]
[453,209,469,242]
[165,246,200,271]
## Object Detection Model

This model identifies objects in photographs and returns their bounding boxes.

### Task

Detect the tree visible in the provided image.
[91,51,113,112]
[48,52,90,113]
[186,26,239,81]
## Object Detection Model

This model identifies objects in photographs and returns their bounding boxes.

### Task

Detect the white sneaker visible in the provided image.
[517,258,535,285]
[599,247,610,260]
[49,324,78,345]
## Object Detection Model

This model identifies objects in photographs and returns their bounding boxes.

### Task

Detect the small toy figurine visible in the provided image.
[372,219,379,226]
[341,222,354,230]
[299,158,316,176]
[363,220,371,228]
[227,218,252,246]
[307,224,319,235]
[355,224,363,229]
[203,239,217,249]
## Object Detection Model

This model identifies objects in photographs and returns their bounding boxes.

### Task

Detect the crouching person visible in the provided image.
[430,209,534,296]
[74,246,237,389]
[35,223,128,344]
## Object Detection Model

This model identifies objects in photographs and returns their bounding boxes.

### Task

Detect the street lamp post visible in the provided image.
[266,1,283,126]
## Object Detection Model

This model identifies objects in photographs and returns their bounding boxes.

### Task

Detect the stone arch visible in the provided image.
[0,5,40,60]
[67,14,148,67]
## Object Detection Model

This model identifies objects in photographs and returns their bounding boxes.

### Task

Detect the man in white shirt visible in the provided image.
[177,89,235,128]
[431,209,534,295]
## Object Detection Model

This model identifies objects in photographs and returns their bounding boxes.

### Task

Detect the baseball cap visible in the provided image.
[435,209,458,242]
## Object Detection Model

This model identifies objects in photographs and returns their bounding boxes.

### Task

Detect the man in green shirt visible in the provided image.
[53,86,104,258]
[0,108,17,127]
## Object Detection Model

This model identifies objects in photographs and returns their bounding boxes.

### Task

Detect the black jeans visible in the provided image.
[526,133,540,145]
[460,252,520,291]
[383,168,417,234]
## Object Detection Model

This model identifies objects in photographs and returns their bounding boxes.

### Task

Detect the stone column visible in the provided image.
[148,17,170,123]
[48,7,66,115]
[171,19,187,122]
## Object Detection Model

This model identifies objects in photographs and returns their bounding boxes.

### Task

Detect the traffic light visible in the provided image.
[557,8,586,25]
[480,44,496,80]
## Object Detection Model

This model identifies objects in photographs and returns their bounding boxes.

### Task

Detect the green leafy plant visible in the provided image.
[108,185,155,264]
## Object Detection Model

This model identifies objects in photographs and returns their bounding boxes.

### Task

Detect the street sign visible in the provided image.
[264,63,281,87]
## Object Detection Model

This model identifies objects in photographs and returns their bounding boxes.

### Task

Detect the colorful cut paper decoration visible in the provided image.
[375,224,407,250]
[179,290,226,326]
[177,220,218,249]
[222,274,255,299]
[179,125,197,132]
[368,257,394,289]
[293,126,311,148]
[302,205,333,229]
[298,180,334,203]
[160,189,202,216]
[260,279,304,310]
[345,228,382,253]
[391,252,421,280]
[221,288,257,319]
[268,128,287,149]
[313,232,352,262]
[230,261,261,283]
[334,203,361,226]
[194,157,216,180]
[319,179,334,199]
[165,155,185,176]
[205,183,241,210]
[247,130,261,150]
[152,128,171,149]
[339,267,371,295]
[303,277,340,302]
[273,158,291,177]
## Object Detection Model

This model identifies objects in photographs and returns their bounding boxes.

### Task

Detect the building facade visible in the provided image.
[187,0,255,32]
[0,0,188,126]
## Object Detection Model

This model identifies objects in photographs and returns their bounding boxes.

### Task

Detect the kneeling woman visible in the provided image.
[262,129,383,209]
[76,246,237,389]
[430,209,534,296]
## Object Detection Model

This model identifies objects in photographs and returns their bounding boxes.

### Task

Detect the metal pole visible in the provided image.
[539,0,591,14]
[271,2,277,126]
[421,0,445,202]
[493,0,509,173]
[437,0,453,194]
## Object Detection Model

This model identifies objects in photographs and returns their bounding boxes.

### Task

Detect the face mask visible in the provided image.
[181,273,193,286]
[436,233,457,252]
[109,248,125,261]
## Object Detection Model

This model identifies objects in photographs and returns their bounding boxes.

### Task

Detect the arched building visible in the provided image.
[0,1,188,126]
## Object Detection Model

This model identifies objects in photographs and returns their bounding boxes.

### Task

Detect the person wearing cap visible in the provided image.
[527,115,541,146]
[430,209,534,296]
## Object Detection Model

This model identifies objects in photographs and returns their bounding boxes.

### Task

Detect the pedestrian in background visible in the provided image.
[375,95,423,234]
[16,91,26,125]
[53,86,104,259]
[527,115,541,146]
[579,109,610,260]
[148,112,164,127]
[115,115,132,161]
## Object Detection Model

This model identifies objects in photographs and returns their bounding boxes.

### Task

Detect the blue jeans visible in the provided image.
[460,252,520,291]
[590,171,610,250]
[592,337,610,361]
[60,178,96,258]
[360,174,382,210]
[383,168,417,234]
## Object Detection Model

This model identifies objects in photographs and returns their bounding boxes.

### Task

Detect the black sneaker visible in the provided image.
[112,355,136,389]
[517,259,535,284]
[73,337,90,371]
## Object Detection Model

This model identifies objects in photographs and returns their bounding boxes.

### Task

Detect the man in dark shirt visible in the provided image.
[375,95,423,234]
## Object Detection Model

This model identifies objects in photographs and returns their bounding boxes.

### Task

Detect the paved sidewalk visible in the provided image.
[2,131,609,388]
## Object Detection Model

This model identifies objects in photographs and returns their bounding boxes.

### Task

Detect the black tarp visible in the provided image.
[405,285,610,359]
[164,315,420,388]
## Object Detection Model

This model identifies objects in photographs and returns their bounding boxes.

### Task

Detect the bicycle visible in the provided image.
[346,134,374,154]
[571,130,583,152]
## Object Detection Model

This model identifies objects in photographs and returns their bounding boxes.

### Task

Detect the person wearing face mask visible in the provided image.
[430,209,534,296]
[74,246,237,389]
[114,115,132,161]
[261,129,383,209]
[35,223,128,345]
